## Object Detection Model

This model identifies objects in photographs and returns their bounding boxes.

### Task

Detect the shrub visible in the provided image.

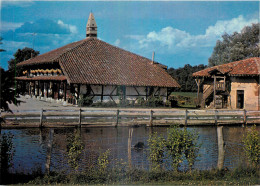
[97,149,110,174]
[147,126,200,172]
[242,125,260,168]
[78,94,93,107]
[166,127,200,171]
[0,132,15,180]
[146,96,164,107]
[147,133,166,171]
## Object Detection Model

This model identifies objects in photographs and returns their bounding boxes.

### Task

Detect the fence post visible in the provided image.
[115,109,119,127]
[78,108,82,127]
[243,109,247,125]
[40,108,43,128]
[184,109,188,126]
[215,110,218,125]
[149,110,153,127]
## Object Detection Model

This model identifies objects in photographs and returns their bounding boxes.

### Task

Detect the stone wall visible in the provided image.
[230,77,259,110]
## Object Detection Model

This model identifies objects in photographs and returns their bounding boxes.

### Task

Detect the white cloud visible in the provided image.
[0,21,23,31]
[1,0,34,8]
[114,39,120,46]
[2,40,30,51]
[57,20,78,34]
[128,15,258,53]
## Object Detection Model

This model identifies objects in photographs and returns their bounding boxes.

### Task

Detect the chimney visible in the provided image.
[152,51,155,64]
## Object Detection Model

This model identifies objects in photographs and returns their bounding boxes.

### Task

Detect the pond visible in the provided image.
[1,125,259,174]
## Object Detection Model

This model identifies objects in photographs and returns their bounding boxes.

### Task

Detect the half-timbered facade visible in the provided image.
[193,57,260,110]
[16,13,180,105]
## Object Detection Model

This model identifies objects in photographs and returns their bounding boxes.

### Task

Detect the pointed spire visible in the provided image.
[86,12,97,38]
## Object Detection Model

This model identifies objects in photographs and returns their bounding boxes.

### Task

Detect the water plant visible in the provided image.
[67,128,84,172]
[147,132,166,171]
[242,125,260,168]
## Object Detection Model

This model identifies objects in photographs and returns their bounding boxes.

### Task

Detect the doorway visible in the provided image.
[237,90,244,109]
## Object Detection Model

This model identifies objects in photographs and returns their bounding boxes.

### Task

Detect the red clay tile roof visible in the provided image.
[16,75,67,81]
[17,38,180,88]
[193,57,260,77]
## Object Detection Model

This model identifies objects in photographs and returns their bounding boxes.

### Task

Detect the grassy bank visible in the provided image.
[2,166,259,185]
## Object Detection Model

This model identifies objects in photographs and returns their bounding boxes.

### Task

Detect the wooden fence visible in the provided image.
[1,108,260,128]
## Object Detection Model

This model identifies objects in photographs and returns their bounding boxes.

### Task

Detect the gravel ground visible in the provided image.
[8,95,77,111]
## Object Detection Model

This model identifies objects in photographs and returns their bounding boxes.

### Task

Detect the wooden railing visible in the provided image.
[1,109,260,128]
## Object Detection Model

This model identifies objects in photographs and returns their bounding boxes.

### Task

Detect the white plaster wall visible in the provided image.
[104,85,117,95]
[80,85,87,94]
[91,85,102,94]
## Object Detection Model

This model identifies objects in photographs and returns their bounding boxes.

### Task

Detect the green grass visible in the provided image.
[171,92,197,98]
[2,166,258,185]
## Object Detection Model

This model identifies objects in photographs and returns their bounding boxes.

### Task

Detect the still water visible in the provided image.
[1,125,259,174]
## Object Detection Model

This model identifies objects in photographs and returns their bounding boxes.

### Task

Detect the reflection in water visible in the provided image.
[1,125,259,174]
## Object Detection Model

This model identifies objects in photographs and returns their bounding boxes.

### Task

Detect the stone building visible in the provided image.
[193,57,260,110]
[16,13,180,105]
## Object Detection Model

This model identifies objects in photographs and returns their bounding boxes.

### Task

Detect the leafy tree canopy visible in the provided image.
[8,47,39,70]
[168,64,206,92]
[208,23,259,67]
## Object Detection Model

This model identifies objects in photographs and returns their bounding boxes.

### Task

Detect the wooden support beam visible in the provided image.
[195,79,201,106]
[133,86,140,96]
[214,75,216,108]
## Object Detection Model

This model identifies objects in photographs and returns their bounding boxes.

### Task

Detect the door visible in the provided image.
[237,90,244,109]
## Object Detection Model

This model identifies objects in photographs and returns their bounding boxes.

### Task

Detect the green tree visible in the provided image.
[168,64,206,92]
[242,125,260,168]
[0,68,20,113]
[208,23,259,66]
[8,47,39,73]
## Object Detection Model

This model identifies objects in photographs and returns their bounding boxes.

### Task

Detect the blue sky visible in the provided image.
[1,1,259,70]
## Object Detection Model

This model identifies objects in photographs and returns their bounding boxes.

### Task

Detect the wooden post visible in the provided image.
[101,85,104,103]
[78,108,81,127]
[128,127,133,169]
[37,81,40,97]
[243,109,247,125]
[115,109,119,127]
[45,128,54,174]
[185,109,188,125]
[149,110,153,127]
[215,109,218,125]
[195,79,201,106]
[40,108,43,128]
[64,82,67,101]
[217,126,225,170]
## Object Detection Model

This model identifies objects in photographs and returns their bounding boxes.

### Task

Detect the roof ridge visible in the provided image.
[254,57,260,74]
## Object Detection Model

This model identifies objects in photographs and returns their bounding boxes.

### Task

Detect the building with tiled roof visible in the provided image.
[16,13,180,105]
[192,57,260,110]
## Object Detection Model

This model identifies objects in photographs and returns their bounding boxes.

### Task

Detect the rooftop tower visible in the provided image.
[86,12,97,38]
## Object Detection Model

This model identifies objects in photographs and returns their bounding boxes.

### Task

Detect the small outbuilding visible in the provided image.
[193,57,260,110]
[16,13,180,105]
